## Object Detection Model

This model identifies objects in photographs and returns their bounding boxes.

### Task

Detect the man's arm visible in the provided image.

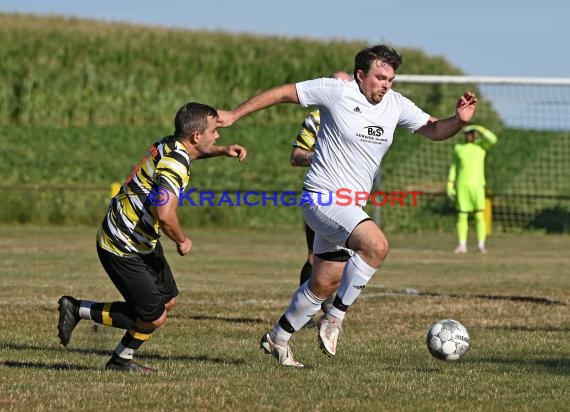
[447,149,458,201]
[416,92,478,141]
[290,110,318,166]
[156,193,192,256]
[194,144,247,161]
[217,84,299,127]
[290,147,314,167]
[469,125,498,150]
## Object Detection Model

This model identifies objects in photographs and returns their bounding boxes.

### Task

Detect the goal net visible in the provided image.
[371,75,570,234]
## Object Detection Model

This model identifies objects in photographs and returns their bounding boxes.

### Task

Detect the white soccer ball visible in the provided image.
[426,319,470,361]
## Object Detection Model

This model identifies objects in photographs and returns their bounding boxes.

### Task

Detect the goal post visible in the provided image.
[371,75,570,234]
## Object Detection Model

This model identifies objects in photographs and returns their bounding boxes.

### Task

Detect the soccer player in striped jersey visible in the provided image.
[57,102,246,373]
[447,124,497,253]
[290,72,351,327]
[291,108,320,287]
[218,44,477,367]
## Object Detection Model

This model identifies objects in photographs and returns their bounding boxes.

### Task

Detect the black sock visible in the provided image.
[299,261,312,285]
[90,302,137,329]
[113,326,155,361]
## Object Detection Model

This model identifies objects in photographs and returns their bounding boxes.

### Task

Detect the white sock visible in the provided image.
[478,240,485,249]
[459,240,467,248]
[329,253,377,320]
[114,342,134,360]
[78,300,95,320]
[272,281,324,344]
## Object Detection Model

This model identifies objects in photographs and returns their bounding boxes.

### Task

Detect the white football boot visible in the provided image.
[260,333,304,368]
[318,315,342,356]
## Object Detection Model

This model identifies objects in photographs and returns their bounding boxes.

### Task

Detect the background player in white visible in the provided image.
[217,44,477,367]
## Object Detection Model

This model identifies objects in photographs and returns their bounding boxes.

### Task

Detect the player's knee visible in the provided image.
[356,235,388,268]
[367,235,389,267]
[349,224,389,268]
[138,309,168,329]
[149,311,168,328]
[164,297,177,312]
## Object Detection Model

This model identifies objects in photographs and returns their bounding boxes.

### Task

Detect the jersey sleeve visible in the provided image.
[296,78,344,108]
[154,147,190,197]
[292,110,319,151]
[394,92,431,132]
[467,125,498,150]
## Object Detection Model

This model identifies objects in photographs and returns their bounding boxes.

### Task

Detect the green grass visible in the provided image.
[1,227,568,411]
[0,13,471,128]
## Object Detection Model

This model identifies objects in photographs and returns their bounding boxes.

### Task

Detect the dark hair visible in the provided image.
[353,44,402,79]
[174,102,218,139]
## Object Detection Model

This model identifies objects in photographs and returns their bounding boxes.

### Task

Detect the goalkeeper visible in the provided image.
[447,124,497,253]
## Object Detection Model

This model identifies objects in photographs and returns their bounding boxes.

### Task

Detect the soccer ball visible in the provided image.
[426,319,470,361]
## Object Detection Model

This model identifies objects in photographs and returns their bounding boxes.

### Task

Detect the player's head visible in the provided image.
[174,102,220,153]
[174,102,218,140]
[353,44,401,104]
[462,125,477,143]
[353,44,402,78]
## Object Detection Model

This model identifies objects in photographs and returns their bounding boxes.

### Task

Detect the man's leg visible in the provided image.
[105,302,173,374]
[260,198,372,366]
[475,211,487,252]
[57,297,138,347]
[318,220,388,356]
[298,222,315,285]
[261,257,345,367]
[455,212,469,253]
[474,186,488,253]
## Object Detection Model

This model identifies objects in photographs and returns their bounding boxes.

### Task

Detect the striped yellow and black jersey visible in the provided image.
[97,136,191,256]
[293,109,320,152]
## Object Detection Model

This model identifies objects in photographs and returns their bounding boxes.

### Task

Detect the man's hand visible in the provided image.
[456,92,477,124]
[177,237,192,256]
[216,110,237,128]
[224,144,247,162]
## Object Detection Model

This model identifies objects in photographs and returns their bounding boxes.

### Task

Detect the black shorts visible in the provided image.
[304,221,315,251]
[97,241,179,322]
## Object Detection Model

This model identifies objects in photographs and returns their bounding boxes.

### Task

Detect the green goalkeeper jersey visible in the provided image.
[448,125,497,186]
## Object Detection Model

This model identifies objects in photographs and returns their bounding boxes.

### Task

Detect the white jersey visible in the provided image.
[296,77,430,203]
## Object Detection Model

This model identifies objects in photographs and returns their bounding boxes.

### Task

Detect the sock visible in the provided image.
[90,302,137,330]
[270,281,324,345]
[475,211,486,244]
[78,300,95,320]
[113,326,154,363]
[329,253,377,321]
[299,260,312,286]
[457,212,468,243]
[458,239,467,248]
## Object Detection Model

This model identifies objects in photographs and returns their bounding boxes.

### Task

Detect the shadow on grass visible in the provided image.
[3,360,98,371]
[473,357,570,376]
[485,325,570,333]
[374,288,567,306]
[182,314,265,324]
[0,342,245,366]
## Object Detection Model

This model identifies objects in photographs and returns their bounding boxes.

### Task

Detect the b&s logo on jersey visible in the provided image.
[356,126,388,145]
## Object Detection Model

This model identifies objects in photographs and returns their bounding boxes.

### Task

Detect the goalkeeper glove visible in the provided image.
[447,181,456,201]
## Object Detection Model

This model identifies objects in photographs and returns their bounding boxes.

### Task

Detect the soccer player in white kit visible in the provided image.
[217,44,477,367]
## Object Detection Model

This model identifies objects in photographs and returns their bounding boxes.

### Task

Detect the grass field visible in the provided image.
[1,226,569,411]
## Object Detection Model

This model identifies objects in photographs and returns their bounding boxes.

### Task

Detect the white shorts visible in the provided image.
[301,192,370,255]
